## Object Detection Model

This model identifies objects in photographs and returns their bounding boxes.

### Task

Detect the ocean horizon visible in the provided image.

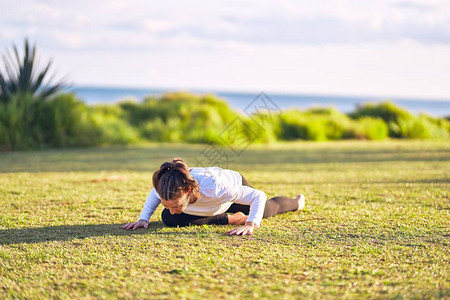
[68,86,450,118]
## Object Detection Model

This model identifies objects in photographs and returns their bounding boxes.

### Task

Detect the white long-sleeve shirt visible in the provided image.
[138,167,267,226]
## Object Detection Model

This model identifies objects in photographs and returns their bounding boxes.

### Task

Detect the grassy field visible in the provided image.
[0,140,449,299]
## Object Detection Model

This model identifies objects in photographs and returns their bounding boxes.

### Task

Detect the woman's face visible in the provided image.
[161,192,190,215]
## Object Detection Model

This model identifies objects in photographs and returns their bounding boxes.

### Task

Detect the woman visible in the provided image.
[122,158,305,235]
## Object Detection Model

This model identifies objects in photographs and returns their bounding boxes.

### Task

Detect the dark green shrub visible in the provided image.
[350,101,413,123]
[350,102,414,137]
[120,99,164,125]
[304,107,340,116]
[0,93,107,150]
[278,110,307,140]
[140,118,168,142]
[0,93,36,150]
[34,94,102,147]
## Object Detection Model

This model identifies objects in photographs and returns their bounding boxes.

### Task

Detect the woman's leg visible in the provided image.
[227,196,299,218]
[229,173,301,218]
[161,209,228,227]
[241,174,253,188]
[261,196,299,217]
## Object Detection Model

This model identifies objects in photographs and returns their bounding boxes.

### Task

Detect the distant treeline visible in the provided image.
[0,92,449,150]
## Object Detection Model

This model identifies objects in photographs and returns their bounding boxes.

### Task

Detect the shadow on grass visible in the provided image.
[254,178,450,185]
[1,144,449,173]
[0,222,183,245]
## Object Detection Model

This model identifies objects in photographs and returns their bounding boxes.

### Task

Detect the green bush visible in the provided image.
[121,92,236,126]
[419,114,450,135]
[0,93,36,150]
[350,102,414,138]
[34,94,103,147]
[350,101,413,123]
[278,108,355,141]
[391,116,449,139]
[303,117,328,141]
[277,110,308,140]
[140,117,182,142]
[184,107,223,143]
[0,93,106,150]
[90,105,141,145]
[352,117,389,140]
[119,100,162,125]
[1,91,449,151]
[139,118,166,142]
[242,113,280,144]
[121,92,239,144]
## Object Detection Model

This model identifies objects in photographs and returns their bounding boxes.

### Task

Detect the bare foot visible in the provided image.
[228,212,248,225]
[296,194,306,211]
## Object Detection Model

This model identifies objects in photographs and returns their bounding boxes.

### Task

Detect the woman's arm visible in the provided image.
[233,186,267,226]
[123,188,161,230]
[227,186,267,235]
[138,187,161,222]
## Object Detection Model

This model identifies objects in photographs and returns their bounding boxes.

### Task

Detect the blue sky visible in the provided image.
[1,0,450,99]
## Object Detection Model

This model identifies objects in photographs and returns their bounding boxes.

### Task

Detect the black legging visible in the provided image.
[161,174,299,227]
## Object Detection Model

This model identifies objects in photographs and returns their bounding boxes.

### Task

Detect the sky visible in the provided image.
[1,0,450,100]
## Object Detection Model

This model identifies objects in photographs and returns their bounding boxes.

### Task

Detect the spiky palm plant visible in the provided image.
[0,39,67,104]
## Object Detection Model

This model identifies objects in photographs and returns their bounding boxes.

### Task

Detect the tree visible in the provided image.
[0,38,67,104]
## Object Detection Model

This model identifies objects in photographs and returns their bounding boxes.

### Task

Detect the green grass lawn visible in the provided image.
[0,140,449,299]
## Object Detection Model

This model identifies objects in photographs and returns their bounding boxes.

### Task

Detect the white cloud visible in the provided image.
[2,0,450,49]
[142,19,173,34]
[50,31,84,48]
[49,40,450,99]
[369,13,385,31]
[0,0,449,98]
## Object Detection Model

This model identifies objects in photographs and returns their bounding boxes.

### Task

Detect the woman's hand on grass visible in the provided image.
[227,221,258,236]
[122,219,149,230]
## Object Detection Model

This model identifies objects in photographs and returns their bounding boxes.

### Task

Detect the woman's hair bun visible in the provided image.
[152,157,199,202]
[158,158,188,174]
[171,157,188,170]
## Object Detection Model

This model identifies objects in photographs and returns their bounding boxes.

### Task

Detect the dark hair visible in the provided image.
[152,158,200,202]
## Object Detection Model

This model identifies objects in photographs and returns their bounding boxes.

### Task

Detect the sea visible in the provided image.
[68,86,450,118]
